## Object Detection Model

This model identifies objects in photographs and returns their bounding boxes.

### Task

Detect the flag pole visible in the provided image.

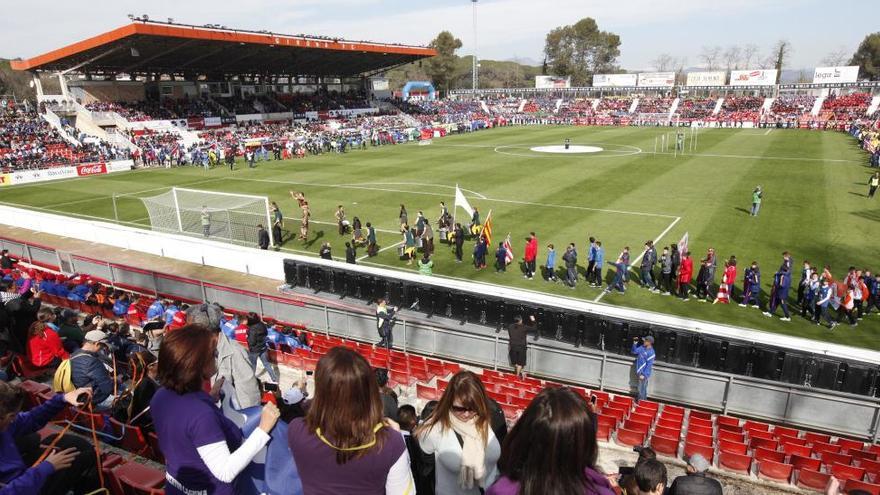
[453,183,458,227]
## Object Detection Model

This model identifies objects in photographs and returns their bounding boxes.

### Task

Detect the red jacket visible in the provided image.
[28,331,68,368]
[679,257,693,283]
[524,238,538,262]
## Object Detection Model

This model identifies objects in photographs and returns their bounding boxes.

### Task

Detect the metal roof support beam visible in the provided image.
[175,45,227,70]
[60,45,125,75]
[120,40,196,73]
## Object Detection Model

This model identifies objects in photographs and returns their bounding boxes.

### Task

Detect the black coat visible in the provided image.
[4,295,41,353]
[258,229,270,249]
[247,322,269,354]
[669,473,723,495]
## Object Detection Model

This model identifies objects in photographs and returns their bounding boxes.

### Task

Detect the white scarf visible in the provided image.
[448,414,487,490]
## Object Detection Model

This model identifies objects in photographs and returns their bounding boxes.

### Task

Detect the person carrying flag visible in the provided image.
[523,232,538,280]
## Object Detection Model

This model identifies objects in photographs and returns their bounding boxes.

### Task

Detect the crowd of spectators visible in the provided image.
[596,97,634,118]
[768,95,817,121]
[673,98,717,121]
[716,95,765,123]
[821,93,873,122]
[635,97,675,115]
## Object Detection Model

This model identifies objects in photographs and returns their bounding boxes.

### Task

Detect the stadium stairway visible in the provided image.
[713,98,724,115]
[667,97,680,120]
[868,96,880,117]
[628,98,639,114]
[762,98,775,114]
[810,96,826,116]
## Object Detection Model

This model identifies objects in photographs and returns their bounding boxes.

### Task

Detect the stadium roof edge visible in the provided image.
[11,21,437,74]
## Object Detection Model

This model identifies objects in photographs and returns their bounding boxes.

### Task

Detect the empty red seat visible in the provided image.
[858,458,880,477]
[654,425,681,440]
[603,405,628,423]
[844,479,880,495]
[778,434,807,446]
[782,442,812,458]
[744,420,770,433]
[718,422,743,433]
[821,451,854,467]
[805,432,832,444]
[624,419,651,435]
[797,469,831,491]
[716,450,750,474]
[757,459,793,483]
[839,438,866,453]
[689,410,712,422]
[687,423,713,438]
[657,416,683,430]
[630,411,654,425]
[718,439,748,455]
[486,389,508,404]
[498,402,519,421]
[638,400,660,412]
[773,426,799,438]
[683,441,714,464]
[509,396,531,410]
[110,462,166,495]
[831,462,866,482]
[388,370,414,387]
[749,437,778,451]
[749,428,775,441]
[688,416,713,430]
[717,429,745,443]
[650,434,680,456]
[611,396,633,410]
[754,447,785,463]
[597,414,618,430]
[596,422,612,442]
[663,404,684,416]
[790,453,821,472]
[108,418,153,459]
[853,450,879,462]
[616,427,646,448]
[686,432,713,447]
[416,384,440,401]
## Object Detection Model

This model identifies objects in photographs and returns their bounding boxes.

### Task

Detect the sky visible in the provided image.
[2,0,876,71]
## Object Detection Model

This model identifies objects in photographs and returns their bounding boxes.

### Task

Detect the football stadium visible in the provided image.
[0,8,879,495]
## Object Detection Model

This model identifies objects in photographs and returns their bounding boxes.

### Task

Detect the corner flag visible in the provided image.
[454,185,475,220]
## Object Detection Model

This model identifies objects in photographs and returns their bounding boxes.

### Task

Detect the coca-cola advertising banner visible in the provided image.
[730,69,778,86]
[76,163,107,176]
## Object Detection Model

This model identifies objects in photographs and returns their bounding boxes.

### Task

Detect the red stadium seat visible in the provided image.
[756,460,793,483]
[637,400,660,412]
[858,458,880,477]
[781,442,812,458]
[596,422,612,442]
[749,437,778,452]
[744,420,770,433]
[629,411,654,425]
[616,427,646,448]
[597,414,618,430]
[805,432,831,444]
[686,423,713,438]
[716,415,739,428]
[844,479,880,495]
[662,404,684,416]
[688,416,713,429]
[689,410,712,422]
[147,432,164,463]
[717,429,745,443]
[749,429,775,440]
[108,418,153,459]
[650,434,680,456]
[611,396,633,410]
[838,438,866,453]
[797,469,831,491]
[789,454,821,472]
[831,462,866,482]
[778,434,807,446]
[603,405,629,423]
[110,462,166,495]
[624,419,651,435]
[773,426,799,438]
[683,441,714,464]
[718,439,748,455]
[416,384,440,401]
[821,451,854,467]
[485,389,507,405]
[657,416,683,430]
[718,451,751,474]
[498,402,519,421]
[852,450,879,462]
[686,431,713,447]
[754,447,785,463]
[654,425,681,440]
[814,441,842,455]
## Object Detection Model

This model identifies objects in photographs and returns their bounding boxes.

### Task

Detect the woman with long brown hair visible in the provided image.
[417,371,502,495]
[287,346,413,494]
[487,387,615,495]
[26,321,67,368]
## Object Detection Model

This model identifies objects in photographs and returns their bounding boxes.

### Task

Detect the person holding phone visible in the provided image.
[0,382,99,494]
[631,336,656,402]
[506,315,537,379]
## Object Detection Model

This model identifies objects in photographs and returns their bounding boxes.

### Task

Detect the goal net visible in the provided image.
[139,187,273,246]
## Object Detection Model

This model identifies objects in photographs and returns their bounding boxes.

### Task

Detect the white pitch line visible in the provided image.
[309,220,399,235]
[593,216,682,303]
[764,128,773,136]
[343,182,488,200]
[357,241,404,262]
[223,177,677,220]
[652,151,861,164]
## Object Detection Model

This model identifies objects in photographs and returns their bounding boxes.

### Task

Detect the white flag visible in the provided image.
[677,231,689,254]
[454,184,475,219]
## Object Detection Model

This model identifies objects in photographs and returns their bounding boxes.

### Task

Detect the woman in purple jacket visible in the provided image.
[487,387,615,495]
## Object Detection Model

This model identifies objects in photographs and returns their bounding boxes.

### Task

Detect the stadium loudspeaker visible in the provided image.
[835,363,848,391]
[283,259,297,285]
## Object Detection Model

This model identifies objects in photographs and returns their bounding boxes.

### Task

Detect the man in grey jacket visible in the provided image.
[640,240,658,292]
[187,303,262,409]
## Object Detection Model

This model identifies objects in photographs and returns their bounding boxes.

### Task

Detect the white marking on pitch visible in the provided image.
[530,145,604,154]
[357,241,404,262]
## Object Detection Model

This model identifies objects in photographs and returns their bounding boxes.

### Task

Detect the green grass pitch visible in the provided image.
[2,126,878,349]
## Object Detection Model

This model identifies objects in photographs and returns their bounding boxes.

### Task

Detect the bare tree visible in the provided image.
[652,53,675,72]
[821,46,850,67]
[723,45,742,70]
[674,57,688,85]
[741,43,760,68]
[771,40,792,82]
[699,45,722,70]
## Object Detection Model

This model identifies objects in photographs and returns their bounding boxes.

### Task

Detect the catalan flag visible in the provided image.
[482,209,494,246]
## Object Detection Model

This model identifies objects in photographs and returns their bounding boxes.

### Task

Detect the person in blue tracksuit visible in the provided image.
[163,301,180,326]
[740,261,762,309]
[631,335,656,402]
[220,315,239,341]
[592,241,605,287]
[586,237,597,283]
[544,244,557,282]
[146,299,165,321]
[764,267,792,321]
[814,279,837,329]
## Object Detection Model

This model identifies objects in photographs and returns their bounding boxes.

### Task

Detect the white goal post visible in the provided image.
[139,187,274,246]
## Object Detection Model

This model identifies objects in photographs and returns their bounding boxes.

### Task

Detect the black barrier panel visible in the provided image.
[723,342,753,376]
[451,292,467,321]
[696,337,723,371]
[651,330,675,363]
[283,259,297,285]
[558,313,580,345]
[752,349,784,381]
[781,353,808,385]
[581,316,604,350]
[671,333,697,367]
[604,321,630,354]
[840,364,877,396]
[486,300,503,328]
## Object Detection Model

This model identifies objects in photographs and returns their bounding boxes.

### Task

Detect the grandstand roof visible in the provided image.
[11,21,437,77]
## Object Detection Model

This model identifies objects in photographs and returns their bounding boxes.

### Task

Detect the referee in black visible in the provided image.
[507,314,537,378]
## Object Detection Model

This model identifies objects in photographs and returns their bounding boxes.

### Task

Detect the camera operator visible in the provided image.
[70,330,118,412]
[376,298,397,349]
